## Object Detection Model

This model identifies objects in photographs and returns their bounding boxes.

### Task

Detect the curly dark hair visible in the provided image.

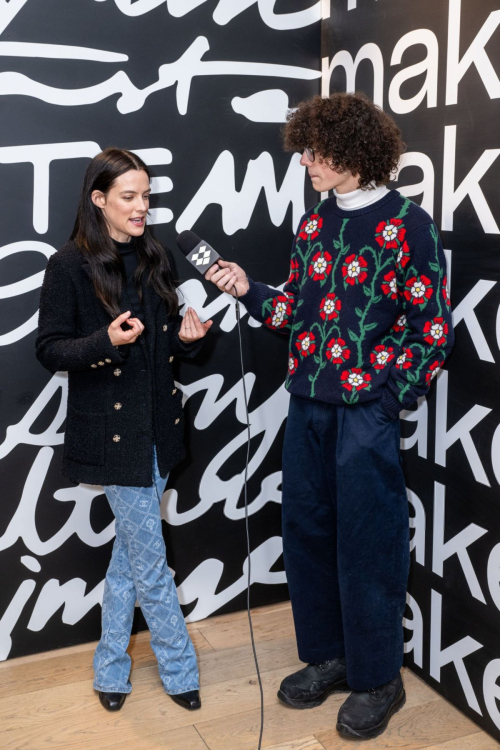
[283,92,405,190]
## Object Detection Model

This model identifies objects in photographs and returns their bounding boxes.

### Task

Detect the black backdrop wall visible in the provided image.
[2,0,500,742]
[322,0,500,739]
[0,0,320,659]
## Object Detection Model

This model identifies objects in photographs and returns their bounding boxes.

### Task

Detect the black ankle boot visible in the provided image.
[336,673,405,739]
[277,657,350,708]
[98,691,127,711]
[169,690,201,710]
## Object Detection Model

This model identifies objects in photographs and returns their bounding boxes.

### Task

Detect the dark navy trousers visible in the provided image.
[282,394,410,691]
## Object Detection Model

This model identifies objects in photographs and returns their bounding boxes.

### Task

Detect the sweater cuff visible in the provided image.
[381,387,402,421]
[238,276,274,321]
[239,275,258,301]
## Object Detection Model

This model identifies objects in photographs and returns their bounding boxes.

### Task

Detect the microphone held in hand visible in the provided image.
[176,230,223,275]
[177,233,261,747]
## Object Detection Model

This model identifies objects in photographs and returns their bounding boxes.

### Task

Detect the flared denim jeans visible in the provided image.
[93,448,199,695]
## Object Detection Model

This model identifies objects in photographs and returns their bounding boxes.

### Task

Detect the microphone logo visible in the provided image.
[177,234,222,275]
[190,246,212,266]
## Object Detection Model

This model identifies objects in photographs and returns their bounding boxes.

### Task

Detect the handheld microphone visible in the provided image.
[175,229,264,749]
[176,230,223,274]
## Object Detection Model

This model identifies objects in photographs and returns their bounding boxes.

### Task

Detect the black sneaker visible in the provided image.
[277,657,350,709]
[336,673,406,739]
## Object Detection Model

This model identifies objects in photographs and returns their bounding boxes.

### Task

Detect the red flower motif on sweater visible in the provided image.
[425,360,441,386]
[319,293,341,321]
[341,368,371,392]
[288,258,299,285]
[396,348,413,370]
[326,338,350,365]
[381,270,398,300]
[298,214,323,241]
[396,241,410,269]
[308,251,332,281]
[342,254,368,285]
[288,353,298,375]
[423,317,448,346]
[442,276,451,307]
[296,331,316,357]
[265,295,292,329]
[375,218,406,249]
[404,275,433,306]
[369,344,395,370]
[392,314,407,332]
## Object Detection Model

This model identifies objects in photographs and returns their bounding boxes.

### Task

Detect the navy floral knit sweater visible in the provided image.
[240,190,454,419]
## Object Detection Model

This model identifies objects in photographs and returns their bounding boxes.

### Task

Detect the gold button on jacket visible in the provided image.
[114,368,121,376]
[114,403,122,410]
[113,435,121,442]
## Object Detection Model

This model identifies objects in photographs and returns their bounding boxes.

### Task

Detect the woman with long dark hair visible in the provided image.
[36,147,211,712]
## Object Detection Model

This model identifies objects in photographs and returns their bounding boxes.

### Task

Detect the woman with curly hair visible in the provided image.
[207,92,454,740]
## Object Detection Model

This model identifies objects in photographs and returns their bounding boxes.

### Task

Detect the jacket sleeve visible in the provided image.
[381,222,454,418]
[35,252,124,373]
[238,236,301,334]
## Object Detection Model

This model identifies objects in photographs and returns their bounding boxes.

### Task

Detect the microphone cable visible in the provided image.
[174,228,265,747]
[234,288,264,750]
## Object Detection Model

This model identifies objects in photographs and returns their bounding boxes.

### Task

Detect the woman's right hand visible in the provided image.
[205,260,249,298]
[108,311,145,346]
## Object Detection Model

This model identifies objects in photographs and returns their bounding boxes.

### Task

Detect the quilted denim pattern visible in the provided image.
[93,448,199,695]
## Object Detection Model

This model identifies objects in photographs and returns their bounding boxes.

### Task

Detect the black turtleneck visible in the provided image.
[113,238,144,323]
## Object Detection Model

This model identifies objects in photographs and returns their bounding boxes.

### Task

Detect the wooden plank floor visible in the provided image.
[1,602,498,750]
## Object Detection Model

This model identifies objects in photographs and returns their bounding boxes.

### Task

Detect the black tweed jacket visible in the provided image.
[36,241,201,487]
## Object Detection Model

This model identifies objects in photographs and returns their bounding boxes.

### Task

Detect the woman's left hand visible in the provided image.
[178,307,213,342]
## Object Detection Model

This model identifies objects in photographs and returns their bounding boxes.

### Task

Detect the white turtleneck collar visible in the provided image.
[334,182,389,211]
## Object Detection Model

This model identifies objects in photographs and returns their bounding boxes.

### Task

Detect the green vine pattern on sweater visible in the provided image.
[259,195,452,406]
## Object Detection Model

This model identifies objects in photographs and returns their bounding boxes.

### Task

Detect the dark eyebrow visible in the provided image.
[120,189,151,195]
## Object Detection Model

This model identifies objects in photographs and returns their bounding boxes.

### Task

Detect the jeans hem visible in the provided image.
[347,666,402,692]
[93,684,132,694]
[298,647,345,664]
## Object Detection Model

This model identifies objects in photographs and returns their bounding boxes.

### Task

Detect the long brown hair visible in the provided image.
[70,147,178,318]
